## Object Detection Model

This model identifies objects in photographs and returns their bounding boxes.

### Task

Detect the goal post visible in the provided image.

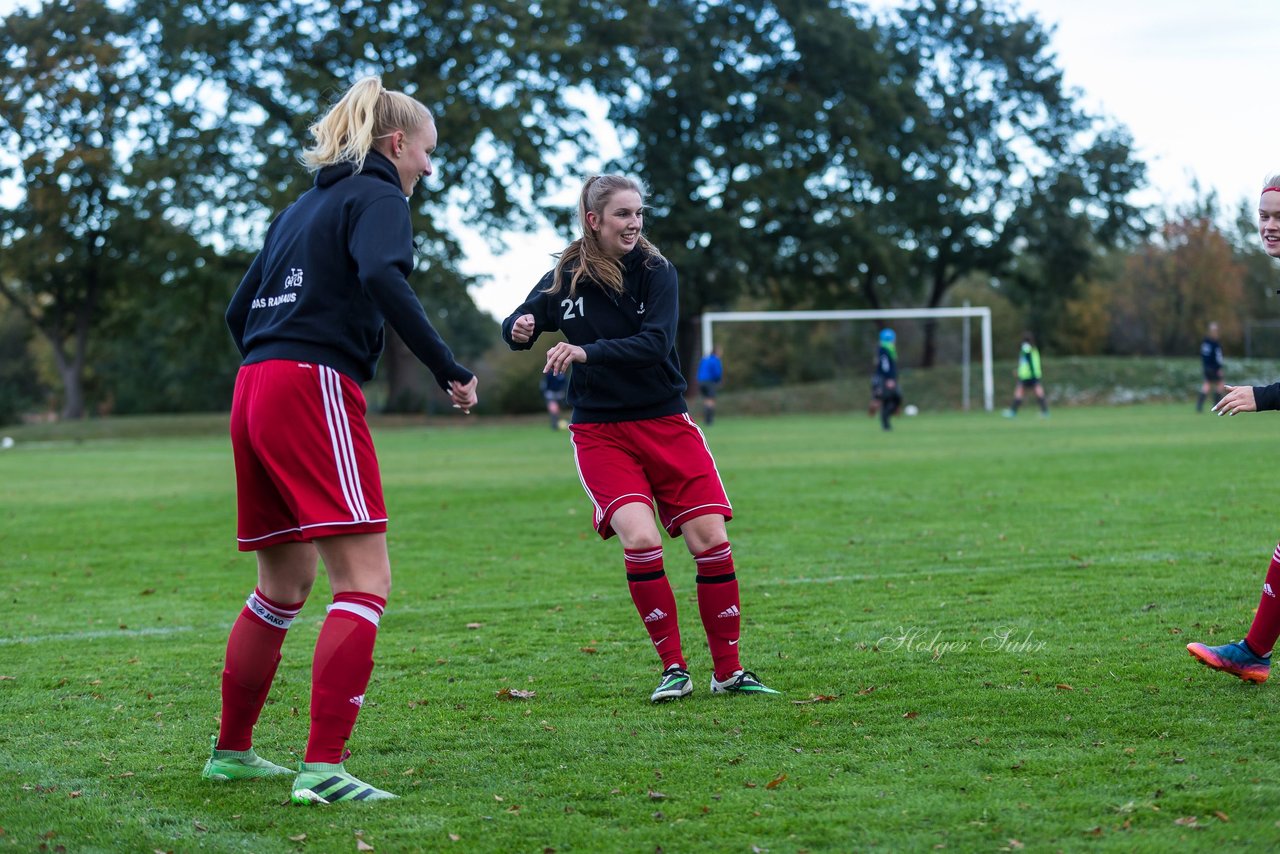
[700,306,995,411]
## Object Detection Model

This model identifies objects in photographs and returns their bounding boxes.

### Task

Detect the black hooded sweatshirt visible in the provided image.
[226,150,472,389]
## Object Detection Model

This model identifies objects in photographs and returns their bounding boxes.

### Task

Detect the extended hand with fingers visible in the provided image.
[545,342,586,377]
[1212,384,1256,416]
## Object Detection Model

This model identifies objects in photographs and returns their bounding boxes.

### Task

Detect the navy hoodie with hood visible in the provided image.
[500,249,687,424]
[226,149,473,389]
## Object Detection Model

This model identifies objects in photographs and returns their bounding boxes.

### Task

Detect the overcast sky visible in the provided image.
[4,0,1276,318]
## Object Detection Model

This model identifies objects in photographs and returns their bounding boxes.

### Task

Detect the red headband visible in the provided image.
[1263,186,1280,196]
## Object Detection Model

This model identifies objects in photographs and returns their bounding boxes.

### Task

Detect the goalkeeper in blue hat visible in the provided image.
[872,328,901,431]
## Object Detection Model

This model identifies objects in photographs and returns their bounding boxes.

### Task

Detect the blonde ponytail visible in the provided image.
[301,76,433,173]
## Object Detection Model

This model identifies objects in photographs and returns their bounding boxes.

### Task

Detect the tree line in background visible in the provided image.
[1,0,1275,424]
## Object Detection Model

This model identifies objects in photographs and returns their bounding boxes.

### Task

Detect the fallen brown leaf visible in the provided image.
[791,695,838,705]
[495,687,536,700]
[765,774,787,790]
[1055,684,1074,691]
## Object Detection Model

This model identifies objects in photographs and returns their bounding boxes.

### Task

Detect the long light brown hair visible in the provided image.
[300,76,432,173]
[545,174,666,297]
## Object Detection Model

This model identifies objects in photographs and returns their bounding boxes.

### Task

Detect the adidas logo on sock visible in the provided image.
[717,605,740,618]
[349,694,365,707]
[643,608,668,623]
[1266,584,1276,599]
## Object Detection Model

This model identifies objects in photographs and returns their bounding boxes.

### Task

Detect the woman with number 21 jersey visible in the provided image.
[502,174,778,703]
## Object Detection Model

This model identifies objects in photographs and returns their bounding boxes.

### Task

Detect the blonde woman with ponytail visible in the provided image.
[211,76,477,805]
[502,175,779,704]
[1188,173,1280,684]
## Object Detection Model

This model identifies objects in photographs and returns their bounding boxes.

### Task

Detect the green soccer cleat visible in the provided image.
[201,735,293,782]
[290,762,398,805]
[650,665,693,703]
[710,669,780,695]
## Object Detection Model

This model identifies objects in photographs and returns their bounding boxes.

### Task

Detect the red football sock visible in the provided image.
[1245,545,1280,656]
[305,592,386,764]
[625,547,685,670]
[694,542,742,681]
[217,588,304,751]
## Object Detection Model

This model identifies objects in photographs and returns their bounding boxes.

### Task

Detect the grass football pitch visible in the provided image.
[3,404,1280,852]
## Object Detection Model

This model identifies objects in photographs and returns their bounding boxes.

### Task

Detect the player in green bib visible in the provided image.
[1003,333,1048,418]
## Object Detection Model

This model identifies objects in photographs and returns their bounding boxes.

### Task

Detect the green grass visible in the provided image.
[3,405,1280,851]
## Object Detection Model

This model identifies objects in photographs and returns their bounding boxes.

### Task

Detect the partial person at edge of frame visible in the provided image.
[1187,173,1280,684]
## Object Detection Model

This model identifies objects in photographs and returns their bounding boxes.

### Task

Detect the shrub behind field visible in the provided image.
[711,356,1280,415]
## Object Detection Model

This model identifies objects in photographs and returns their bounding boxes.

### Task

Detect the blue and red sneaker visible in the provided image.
[1187,640,1271,684]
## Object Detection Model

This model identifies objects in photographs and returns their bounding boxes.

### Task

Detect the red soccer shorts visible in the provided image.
[568,413,732,540]
[230,360,387,550]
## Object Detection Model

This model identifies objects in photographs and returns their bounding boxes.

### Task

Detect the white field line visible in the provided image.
[0,563,1052,643]
[0,625,195,646]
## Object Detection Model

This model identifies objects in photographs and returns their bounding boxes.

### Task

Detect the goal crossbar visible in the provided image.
[700,307,994,411]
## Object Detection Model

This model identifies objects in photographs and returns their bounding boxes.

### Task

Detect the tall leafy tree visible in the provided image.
[597,0,921,370]
[598,0,1148,370]
[130,0,643,408]
[1106,195,1246,356]
[883,0,1148,364]
[0,0,181,418]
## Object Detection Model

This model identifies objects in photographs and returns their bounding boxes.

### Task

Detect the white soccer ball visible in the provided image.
[0,436,13,449]
[903,405,919,417]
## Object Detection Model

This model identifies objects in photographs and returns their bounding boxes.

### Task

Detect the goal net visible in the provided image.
[699,307,994,412]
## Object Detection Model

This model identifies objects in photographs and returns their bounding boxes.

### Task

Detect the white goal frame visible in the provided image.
[700,306,995,411]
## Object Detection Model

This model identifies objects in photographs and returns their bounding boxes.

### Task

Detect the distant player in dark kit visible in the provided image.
[1196,322,1225,413]
[541,369,568,430]
[1187,175,1280,683]
[873,328,901,431]
[697,345,724,425]
[1003,333,1048,418]
[502,174,778,702]
[209,76,477,805]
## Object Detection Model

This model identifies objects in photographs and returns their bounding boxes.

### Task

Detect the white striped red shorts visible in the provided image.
[230,360,387,550]
[569,414,732,540]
